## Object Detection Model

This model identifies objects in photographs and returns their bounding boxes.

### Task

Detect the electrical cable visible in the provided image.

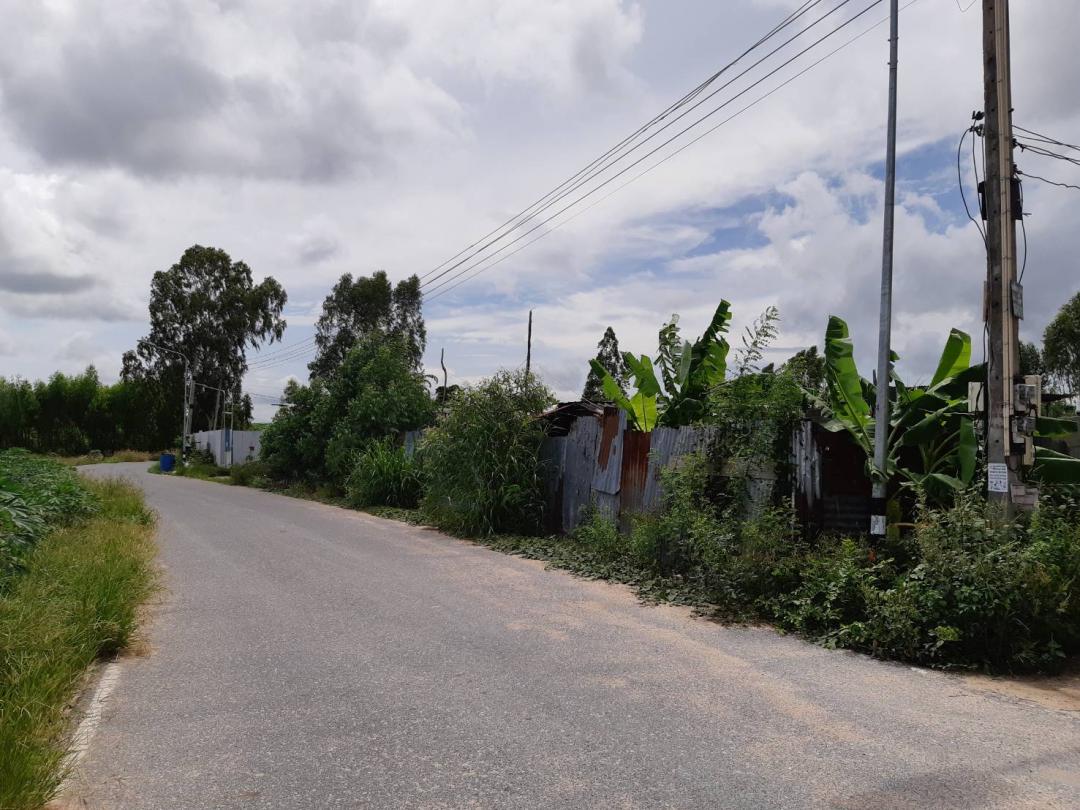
[957,125,987,246]
[417,0,831,284]
[1016,169,1080,192]
[422,0,887,299]
[421,0,868,292]
[247,336,317,364]
[1015,141,1080,167]
[246,342,319,369]
[1013,125,1080,153]
[1019,215,1028,282]
[425,0,895,302]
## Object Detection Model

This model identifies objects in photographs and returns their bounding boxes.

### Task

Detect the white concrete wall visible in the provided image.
[191,429,262,467]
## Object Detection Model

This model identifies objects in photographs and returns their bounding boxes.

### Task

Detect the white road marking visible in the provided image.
[63,662,122,775]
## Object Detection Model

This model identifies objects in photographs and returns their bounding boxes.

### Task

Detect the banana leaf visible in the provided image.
[930,328,972,387]
[622,353,663,398]
[823,316,872,449]
[688,301,732,390]
[1031,447,1080,484]
[1035,416,1080,438]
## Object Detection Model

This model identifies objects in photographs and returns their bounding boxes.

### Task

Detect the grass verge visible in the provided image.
[0,477,157,810]
[57,450,160,467]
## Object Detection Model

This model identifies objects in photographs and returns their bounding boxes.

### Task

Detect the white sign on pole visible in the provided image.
[987,462,1009,493]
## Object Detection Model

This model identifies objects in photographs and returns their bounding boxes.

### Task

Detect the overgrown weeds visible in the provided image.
[346,438,422,508]
[421,369,554,536]
[0,450,98,584]
[0,475,157,810]
[58,450,159,466]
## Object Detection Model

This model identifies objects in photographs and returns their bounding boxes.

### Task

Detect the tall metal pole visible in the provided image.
[982,0,1021,510]
[870,0,899,537]
[525,310,533,376]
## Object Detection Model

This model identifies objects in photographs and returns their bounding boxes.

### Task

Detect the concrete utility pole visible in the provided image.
[982,0,1022,510]
[146,341,191,460]
[224,394,236,467]
[870,0,899,537]
[182,371,194,462]
[525,310,533,376]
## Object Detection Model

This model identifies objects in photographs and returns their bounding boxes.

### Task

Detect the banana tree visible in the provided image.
[1032,417,1080,484]
[589,301,732,431]
[817,316,984,500]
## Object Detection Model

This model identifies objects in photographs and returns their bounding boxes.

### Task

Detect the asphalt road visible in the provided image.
[70,462,1080,809]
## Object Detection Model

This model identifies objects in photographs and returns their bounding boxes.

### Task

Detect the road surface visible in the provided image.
[71,463,1080,809]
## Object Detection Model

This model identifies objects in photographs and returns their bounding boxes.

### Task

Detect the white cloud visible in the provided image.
[0,0,1076,424]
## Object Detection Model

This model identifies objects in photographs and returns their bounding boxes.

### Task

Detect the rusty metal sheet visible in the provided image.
[559,414,602,532]
[618,429,652,521]
[592,410,625,496]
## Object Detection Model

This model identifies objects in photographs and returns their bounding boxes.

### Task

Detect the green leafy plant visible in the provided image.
[590,301,733,430]
[817,316,984,500]
[346,439,422,508]
[421,369,554,536]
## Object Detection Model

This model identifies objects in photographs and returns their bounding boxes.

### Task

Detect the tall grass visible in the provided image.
[346,439,422,508]
[0,477,157,810]
[61,449,160,466]
[421,369,554,536]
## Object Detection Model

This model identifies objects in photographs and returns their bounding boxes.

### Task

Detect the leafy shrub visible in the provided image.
[346,439,422,508]
[0,451,97,583]
[229,460,270,487]
[261,335,434,485]
[763,490,1080,670]
[569,450,1080,672]
[421,370,554,536]
[574,507,629,561]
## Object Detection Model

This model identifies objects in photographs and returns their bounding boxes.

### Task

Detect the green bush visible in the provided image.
[760,490,1080,671]
[421,369,554,536]
[346,439,422,508]
[260,335,434,485]
[565,450,1080,672]
[229,460,270,487]
[0,451,98,584]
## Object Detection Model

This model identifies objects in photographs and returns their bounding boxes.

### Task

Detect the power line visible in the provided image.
[424,0,886,298]
[1013,124,1080,153]
[421,0,866,293]
[247,342,319,369]
[425,0,890,301]
[1018,169,1080,192]
[247,335,317,364]
[1016,140,1080,167]
[417,0,831,285]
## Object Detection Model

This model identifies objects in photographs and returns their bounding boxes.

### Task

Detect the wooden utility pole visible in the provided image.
[982,0,1022,508]
[525,310,533,376]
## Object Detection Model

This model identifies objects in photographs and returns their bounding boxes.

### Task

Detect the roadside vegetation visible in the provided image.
[58,450,160,467]
[0,451,157,809]
[245,290,1079,674]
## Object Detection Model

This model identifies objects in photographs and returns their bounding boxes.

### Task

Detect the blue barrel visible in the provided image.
[159,453,176,473]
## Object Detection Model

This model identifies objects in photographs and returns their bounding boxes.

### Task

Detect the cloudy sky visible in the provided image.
[1,0,1077,419]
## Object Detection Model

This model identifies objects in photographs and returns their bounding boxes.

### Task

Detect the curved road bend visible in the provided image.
[70,463,1080,809]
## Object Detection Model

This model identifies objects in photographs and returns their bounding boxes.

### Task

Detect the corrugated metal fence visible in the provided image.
[539,408,727,533]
